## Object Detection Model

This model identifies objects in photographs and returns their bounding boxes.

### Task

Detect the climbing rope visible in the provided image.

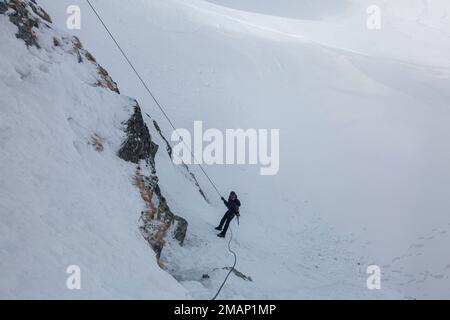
[86,0,223,199]
[212,226,237,300]
[85,0,238,299]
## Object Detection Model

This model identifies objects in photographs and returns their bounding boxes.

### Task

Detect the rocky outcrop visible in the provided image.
[118,105,188,262]
[118,104,158,165]
[71,36,120,94]
[1,0,119,94]
[135,172,188,261]
[1,0,50,48]
[28,0,51,23]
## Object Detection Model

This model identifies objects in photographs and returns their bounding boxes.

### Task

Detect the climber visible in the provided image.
[215,191,241,238]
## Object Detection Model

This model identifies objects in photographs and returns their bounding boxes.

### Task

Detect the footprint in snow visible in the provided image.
[408,243,425,250]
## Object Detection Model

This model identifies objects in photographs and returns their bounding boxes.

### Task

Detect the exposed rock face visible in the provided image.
[118,105,188,261]
[118,104,159,164]
[71,36,120,94]
[135,172,188,261]
[28,0,51,24]
[1,0,49,48]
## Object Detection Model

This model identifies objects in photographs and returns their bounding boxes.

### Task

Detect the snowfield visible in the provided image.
[1,0,450,299]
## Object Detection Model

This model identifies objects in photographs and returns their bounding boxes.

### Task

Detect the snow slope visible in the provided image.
[0,1,188,299]
[2,0,450,299]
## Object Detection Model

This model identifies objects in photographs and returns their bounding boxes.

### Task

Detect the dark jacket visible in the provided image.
[222,197,241,215]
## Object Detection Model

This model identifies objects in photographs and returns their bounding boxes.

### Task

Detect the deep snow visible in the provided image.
[2,0,450,299]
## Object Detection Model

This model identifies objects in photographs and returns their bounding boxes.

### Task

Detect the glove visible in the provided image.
[221,197,225,201]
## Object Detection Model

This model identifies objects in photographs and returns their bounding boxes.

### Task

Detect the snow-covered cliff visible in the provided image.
[0,0,189,299]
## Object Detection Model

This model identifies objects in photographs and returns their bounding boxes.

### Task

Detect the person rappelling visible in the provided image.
[215,191,241,238]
